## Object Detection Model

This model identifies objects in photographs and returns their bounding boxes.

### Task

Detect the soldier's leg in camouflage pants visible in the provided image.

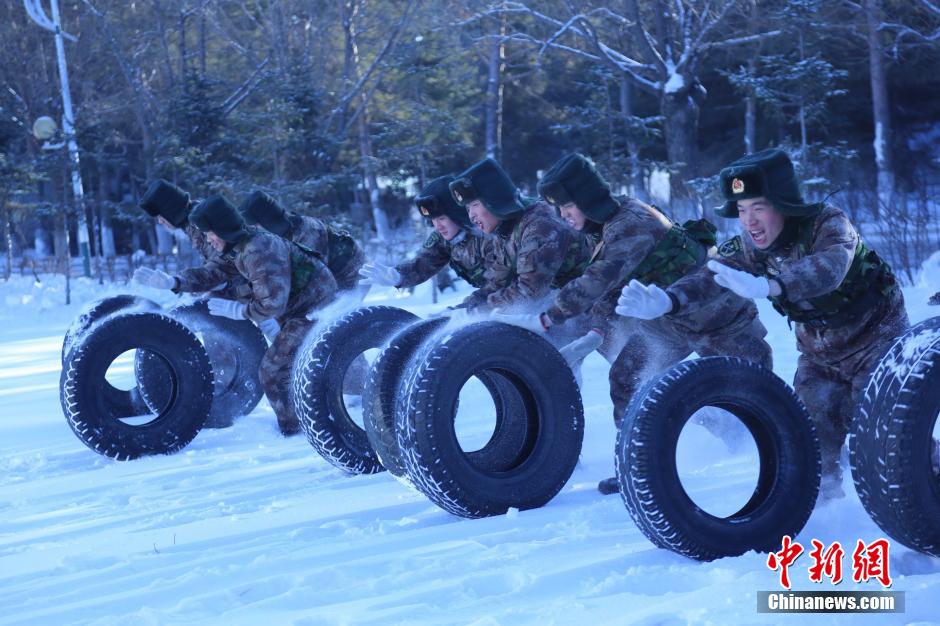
[607,326,690,427]
[692,317,773,370]
[793,355,855,480]
[258,317,315,435]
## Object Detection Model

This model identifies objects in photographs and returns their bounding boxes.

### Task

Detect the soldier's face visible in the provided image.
[206,231,226,252]
[737,197,785,249]
[431,215,461,241]
[558,202,586,230]
[466,200,500,233]
[156,215,177,231]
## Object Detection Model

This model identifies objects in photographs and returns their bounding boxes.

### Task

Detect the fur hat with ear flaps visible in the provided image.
[139,179,191,227]
[414,175,472,229]
[716,148,823,218]
[449,158,526,219]
[239,190,291,236]
[190,194,249,243]
[537,153,619,224]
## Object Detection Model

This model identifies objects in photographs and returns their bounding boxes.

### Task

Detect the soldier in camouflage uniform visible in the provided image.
[493,154,773,495]
[238,190,365,294]
[661,148,909,499]
[138,179,246,299]
[447,158,593,316]
[358,175,489,291]
[134,194,338,436]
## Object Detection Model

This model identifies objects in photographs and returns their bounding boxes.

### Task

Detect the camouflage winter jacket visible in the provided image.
[544,197,680,330]
[175,228,337,324]
[462,201,593,312]
[667,204,904,345]
[395,229,489,289]
[287,214,365,291]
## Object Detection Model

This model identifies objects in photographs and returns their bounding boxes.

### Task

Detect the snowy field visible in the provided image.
[1,257,939,626]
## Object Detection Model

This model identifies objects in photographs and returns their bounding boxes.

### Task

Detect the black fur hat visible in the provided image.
[190,194,249,243]
[239,190,291,236]
[415,175,472,229]
[449,158,525,219]
[716,148,822,218]
[538,153,618,223]
[139,179,191,227]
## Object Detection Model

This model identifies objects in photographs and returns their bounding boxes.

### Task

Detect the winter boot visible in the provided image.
[597,476,619,496]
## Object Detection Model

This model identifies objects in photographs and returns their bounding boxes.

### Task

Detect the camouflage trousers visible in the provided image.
[258,317,316,435]
[793,290,909,479]
[603,314,773,426]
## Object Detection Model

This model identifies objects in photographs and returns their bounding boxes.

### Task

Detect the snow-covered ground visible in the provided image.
[1,256,939,626]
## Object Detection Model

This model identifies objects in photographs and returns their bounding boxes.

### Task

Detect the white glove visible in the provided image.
[490,310,547,333]
[615,279,674,320]
[707,260,770,299]
[207,297,247,320]
[133,267,176,290]
[559,330,603,368]
[358,262,401,287]
[258,317,280,342]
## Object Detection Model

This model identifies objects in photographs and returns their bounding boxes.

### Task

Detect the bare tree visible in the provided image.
[461,1,779,205]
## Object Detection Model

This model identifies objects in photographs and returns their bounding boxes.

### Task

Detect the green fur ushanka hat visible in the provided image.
[537,153,619,223]
[449,158,526,219]
[415,175,472,229]
[239,190,291,236]
[139,179,191,227]
[716,148,823,218]
[190,194,249,243]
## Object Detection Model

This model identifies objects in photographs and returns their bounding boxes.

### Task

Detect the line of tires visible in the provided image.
[291,306,585,519]
[59,295,267,460]
[58,298,940,562]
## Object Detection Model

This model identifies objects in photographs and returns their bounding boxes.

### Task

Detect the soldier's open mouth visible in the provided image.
[749,229,766,245]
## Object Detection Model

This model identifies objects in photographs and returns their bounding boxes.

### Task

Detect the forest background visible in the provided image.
[1,0,938,284]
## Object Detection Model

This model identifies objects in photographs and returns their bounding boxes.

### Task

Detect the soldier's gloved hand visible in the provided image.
[133,267,176,290]
[490,310,549,333]
[358,262,401,287]
[707,260,770,299]
[615,279,673,319]
[559,330,603,368]
[207,297,247,320]
[258,317,280,342]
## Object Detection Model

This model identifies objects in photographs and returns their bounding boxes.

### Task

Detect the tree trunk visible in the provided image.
[864,0,895,218]
[660,84,700,217]
[619,75,647,201]
[484,14,506,160]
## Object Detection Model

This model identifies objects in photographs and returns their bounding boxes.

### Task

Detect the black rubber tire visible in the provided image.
[293,306,419,474]
[368,317,532,479]
[396,321,584,518]
[61,295,162,418]
[616,357,820,561]
[60,312,214,460]
[137,299,267,428]
[849,316,940,556]
[61,295,161,362]
[364,317,449,476]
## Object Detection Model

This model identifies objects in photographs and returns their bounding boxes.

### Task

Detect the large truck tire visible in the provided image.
[293,306,419,474]
[397,322,583,518]
[850,316,940,556]
[60,312,213,460]
[137,299,266,428]
[616,357,820,561]
[61,295,162,417]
